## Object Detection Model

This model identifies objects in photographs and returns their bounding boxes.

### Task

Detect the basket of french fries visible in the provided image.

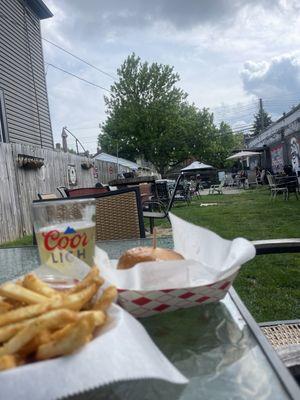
[0,267,116,371]
[0,266,187,400]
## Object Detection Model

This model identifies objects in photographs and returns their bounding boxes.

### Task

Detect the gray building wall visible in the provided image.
[246,105,300,174]
[0,0,53,148]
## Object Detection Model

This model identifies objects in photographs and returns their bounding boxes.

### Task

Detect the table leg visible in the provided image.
[150,217,154,234]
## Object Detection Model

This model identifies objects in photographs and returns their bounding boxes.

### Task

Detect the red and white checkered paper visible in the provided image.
[117,271,237,318]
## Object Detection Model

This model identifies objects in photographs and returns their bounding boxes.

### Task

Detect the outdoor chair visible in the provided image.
[225,173,235,188]
[252,238,300,381]
[171,183,191,205]
[247,170,258,188]
[56,186,68,198]
[209,179,225,195]
[138,183,153,207]
[66,186,109,198]
[143,173,195,233]
[256,169,266,185]
[143,173,187,233]
[91,188,145,240]
[155,181,170,205]
[190,182,202,199]
[33,187,145,241]
[266,173,288,200]
[275,176,299,200]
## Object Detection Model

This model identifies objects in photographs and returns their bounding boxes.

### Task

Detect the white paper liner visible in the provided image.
[95,213,256,291]
[0,256,187,399]
[0,305,187,400]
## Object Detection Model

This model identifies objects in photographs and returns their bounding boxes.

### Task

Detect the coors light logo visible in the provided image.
[36,223,95,268]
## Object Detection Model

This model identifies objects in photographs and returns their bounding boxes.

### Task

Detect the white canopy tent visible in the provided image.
[181,161,215,172]
[226,151,261,160]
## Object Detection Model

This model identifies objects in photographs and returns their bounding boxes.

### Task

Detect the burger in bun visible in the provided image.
[117,228,184,269]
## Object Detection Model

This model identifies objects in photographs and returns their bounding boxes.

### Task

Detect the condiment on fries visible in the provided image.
[0,267,117,371]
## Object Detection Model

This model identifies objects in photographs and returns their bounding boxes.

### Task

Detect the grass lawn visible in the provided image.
[1,188,299,322]
[154,188,300,322]
[0,235,33,248]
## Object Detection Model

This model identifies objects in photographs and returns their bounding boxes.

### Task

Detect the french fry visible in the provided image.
[0,320,29,343]
[63,283,99,311]
[79,310,106,328]
[93,286,117,312]
[18,329,52,358]
[0,283,49,305]
[0,309,78,356]
[0,267,113,371]
[36,318,92,360]
[0,284,97,328]
[1,298,24,309]
[67,266,101,294]
[0,354,18,371]
[50,324,73,342]
[22,274,60,298]
[0,298,62,327]
[0,301,13,314]
[0,317,63,344]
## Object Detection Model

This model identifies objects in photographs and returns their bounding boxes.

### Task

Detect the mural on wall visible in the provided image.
[270,144,284,173]
[290,136,300,174]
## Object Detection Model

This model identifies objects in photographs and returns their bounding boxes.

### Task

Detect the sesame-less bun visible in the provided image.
[117,246,184,270]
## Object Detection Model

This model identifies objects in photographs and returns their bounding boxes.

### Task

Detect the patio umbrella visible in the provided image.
[226,151,261,160]
[181,161,215,172]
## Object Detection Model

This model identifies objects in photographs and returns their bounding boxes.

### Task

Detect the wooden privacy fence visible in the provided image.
[0,143,130,244]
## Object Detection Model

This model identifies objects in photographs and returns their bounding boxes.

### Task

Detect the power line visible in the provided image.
[42,37,117,81]
[213,101,257,112]
[231,124,253,129]
[213,106,257,116]
[0,12,117,82]
[45,63,111,92]
[71,127,99,131]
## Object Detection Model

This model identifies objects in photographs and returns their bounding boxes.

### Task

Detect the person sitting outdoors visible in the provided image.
[239,169,247,188]
[283,164,297,177]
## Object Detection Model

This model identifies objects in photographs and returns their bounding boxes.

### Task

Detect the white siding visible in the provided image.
[0,0,53,148]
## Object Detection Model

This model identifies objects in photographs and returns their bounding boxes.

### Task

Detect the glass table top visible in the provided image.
[0,240,297,399]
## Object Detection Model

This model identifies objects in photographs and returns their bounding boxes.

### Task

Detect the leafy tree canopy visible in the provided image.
[99,54,241,174]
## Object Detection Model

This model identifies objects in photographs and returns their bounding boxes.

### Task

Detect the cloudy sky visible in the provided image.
[41,0,300,152]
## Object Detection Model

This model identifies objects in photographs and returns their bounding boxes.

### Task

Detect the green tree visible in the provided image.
[182,110,241,169]
[211,123,245,168]
[183,107,217,162]
[99,54,190,175]
[252,107,272,135]
[99,53,242,173]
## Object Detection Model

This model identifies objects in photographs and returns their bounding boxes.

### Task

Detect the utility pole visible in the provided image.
[61,126,68,153]
[259,98,264,134]
[116,142,119,175]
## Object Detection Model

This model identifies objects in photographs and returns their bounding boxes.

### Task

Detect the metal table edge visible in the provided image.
[229,287,300,400]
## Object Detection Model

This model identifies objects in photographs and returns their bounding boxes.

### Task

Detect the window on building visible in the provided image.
[0,90,8,143]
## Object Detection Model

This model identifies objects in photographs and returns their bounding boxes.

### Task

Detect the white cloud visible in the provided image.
[241,55,300,102]
[41,0,300,152]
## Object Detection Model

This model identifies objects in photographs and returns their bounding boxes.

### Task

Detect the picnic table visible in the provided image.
[0,238,299,400]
